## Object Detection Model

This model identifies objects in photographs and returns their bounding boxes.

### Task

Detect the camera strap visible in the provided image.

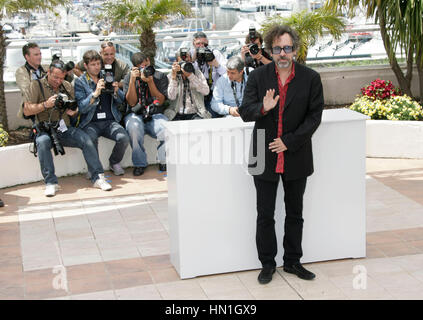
[137,79,149,109]
[230,77,244,108]
[207,66,213,88]
[25,62,46,80]
[182,77,194,114]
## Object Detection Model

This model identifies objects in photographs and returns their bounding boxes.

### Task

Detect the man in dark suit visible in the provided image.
[239,25,324,284]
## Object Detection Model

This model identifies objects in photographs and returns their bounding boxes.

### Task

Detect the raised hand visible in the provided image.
[263,89,280,112]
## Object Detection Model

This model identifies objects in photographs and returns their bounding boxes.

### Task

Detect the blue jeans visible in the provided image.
[36,126,104,185]
[124,113,168,168]
[82,120,130,166]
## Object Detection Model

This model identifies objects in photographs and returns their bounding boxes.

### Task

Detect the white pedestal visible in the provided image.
[163,109,368,279]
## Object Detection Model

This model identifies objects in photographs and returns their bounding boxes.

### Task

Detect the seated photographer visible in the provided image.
[15,43,49,120]
[240,28,272,73]
[191,32,227,118]
[23,60,112,197]
[73,41,130,89]
[211,56,248,117]
[167,49,211,121]
[123,52,170,176]
[74,50,130,176]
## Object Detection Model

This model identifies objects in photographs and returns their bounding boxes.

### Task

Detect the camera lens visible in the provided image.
[179,61,194,74]
[249,43,260,55]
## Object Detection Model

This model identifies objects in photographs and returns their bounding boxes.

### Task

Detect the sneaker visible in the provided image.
[133,166,146,176]
[110,163,125,176]
[45,184,60,197]
[93,176,112,191]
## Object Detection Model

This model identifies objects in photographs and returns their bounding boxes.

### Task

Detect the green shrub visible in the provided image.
[0,125,8,147]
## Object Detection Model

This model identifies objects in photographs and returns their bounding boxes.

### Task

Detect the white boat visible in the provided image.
[219,0,240,10]
[239,1,258,12]
[276,0,295,11]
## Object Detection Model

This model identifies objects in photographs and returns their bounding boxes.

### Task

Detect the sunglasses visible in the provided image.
[50,61,65,71]
[100,41,114,49]
[271,46,294,54]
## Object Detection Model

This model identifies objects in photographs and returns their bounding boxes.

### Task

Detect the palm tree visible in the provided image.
[260,8,345,64]
[0,0,69,131]
[102,0,192,65]
[325,0,423,99]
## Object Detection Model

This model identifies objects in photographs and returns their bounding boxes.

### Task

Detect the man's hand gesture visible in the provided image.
[263,89,279,112]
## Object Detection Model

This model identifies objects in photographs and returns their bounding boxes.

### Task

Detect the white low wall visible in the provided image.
[366,120,423,159]
[0,136,159,189]
[2,118,422,189]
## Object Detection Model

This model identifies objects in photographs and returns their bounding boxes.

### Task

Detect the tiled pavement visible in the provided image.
[1,158,423,300]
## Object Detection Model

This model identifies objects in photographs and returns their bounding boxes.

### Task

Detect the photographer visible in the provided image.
[167,49,210,121]
[123,52,169,176]
[52,52,75,83]
[191,32,227,118]
[211,56,248,117]
[73,41,130,90]
[15,43,49,120]
[23,60,112,197]
[74,50,130,176]
[241,28,272,73]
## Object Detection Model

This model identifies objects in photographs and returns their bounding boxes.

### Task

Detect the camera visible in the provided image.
[51,53,75,72]
[31,121,65,156]
[196,47,215,65]
[140,65,155,78]
[54,93,78,111]
[248,43,260,55]
[178,61,195,74]
[180,48,189,61]
[249,26,257,41]
[101,64,115,94]
[140,99,160,122]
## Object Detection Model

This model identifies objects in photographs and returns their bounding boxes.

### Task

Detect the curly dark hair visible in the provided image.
[264,24,300,53]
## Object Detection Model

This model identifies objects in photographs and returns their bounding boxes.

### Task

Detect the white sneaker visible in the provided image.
[93,176,112,191]
[45,184,60,197]
[110,163,125,176]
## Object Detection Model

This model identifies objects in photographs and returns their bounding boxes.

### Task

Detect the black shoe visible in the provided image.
[133,167,146,176]
[159,164,167,172]
[257,266,276,285]
[0,199,4,208]
[283,263,315,280]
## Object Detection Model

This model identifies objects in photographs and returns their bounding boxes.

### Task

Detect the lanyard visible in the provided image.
[230,77,244,108]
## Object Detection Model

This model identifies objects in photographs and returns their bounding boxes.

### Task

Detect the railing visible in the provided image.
[4,26,400,88]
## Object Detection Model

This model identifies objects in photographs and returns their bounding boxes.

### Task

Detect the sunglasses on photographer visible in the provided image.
[271,46,294,54]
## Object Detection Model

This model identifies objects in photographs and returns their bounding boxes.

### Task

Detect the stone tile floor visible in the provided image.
[1,158,423,300]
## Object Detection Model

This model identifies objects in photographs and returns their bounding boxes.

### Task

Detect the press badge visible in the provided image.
[58,119,68,133]
[97,112,106,120]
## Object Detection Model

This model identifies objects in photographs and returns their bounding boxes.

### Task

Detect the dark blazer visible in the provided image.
[239,61,324,182]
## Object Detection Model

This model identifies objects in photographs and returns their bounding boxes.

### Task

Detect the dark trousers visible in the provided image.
[253,175,307,268]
